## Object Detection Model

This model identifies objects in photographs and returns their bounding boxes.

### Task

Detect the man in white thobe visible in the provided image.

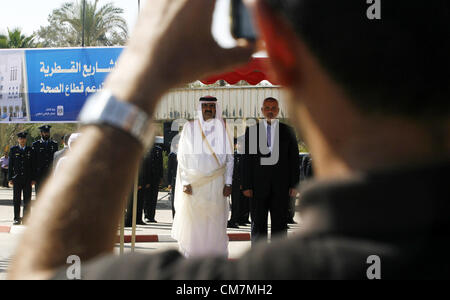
[172,96,233,258]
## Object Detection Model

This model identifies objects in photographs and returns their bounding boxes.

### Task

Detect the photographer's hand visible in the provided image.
[8,0,253,280]
[106,0,255,114]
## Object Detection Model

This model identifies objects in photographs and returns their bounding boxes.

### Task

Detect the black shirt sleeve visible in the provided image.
[242,127,254,191]
[167,153,177,184]
[8,148,14,181]
[287,126,300,188]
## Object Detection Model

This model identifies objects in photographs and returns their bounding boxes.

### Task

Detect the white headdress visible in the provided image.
[68,133,82,149]
[196,96,233,156]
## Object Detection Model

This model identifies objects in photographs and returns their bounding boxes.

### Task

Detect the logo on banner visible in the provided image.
[57,106,64,116]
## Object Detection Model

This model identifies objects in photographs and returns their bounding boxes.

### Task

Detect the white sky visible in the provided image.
[0,0,236,47]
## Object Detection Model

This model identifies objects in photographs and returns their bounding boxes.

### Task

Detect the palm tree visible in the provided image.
[37,0,128,47]
[0,28,36,48]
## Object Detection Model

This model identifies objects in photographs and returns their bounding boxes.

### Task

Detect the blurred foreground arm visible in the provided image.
[8,0,253,280]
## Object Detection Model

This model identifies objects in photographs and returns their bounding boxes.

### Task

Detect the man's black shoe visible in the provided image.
[287,219,298,225]
[227,221,239,229]
[13,219,21,226]
[145,218,158,223]
[125,220,146,226]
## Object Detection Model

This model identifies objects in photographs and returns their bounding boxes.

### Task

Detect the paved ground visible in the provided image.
[0,234,15,280]
[0,187,302,279]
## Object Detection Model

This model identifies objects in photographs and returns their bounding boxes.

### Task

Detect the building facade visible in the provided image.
[154,86,287,121]
[0,52,27,121]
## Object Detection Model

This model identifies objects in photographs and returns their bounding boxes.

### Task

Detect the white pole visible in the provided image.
[131,170,139,252]
[119,208,125,255]
[82,0,86,47]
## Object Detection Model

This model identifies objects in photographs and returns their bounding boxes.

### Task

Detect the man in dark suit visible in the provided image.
[8,132,35,225]
[125,151,153,227]
[228,138,250,228]
[32,125,58,195]
[143,144,163,223]
[302,155,313,179]
[167,148,178,218]
[236,137,250,226]
[243,97,300,243]
[228,143,243,229]
[287,153,311,224]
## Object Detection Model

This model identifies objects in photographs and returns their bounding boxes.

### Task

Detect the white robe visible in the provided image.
[171,120,233,258]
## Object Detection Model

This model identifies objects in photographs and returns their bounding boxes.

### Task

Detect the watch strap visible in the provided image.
[79,90,153,148]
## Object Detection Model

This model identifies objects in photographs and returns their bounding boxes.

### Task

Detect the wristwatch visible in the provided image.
[78,90,154,148]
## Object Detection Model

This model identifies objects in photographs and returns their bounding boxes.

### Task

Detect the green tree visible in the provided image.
[0,28,37,48]
[0,123,80,153]
[37,0,128,47]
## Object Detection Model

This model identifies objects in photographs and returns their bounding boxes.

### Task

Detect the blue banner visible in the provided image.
[24,47,123,122]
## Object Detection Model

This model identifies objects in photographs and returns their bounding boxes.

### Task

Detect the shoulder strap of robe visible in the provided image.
[198,120,221,168]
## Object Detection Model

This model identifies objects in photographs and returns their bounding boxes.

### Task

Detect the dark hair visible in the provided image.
[262,97,280,106]
[266,0,450,120]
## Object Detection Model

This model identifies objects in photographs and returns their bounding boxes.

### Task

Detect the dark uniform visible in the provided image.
[125,152,153,226]
[302,155,313,179]
[287,154,313,223]
[32,126,58,195]
[167,151,178,218]
[9,132,34,224]
[228,152,247,228]
[125,145,164,226]
[237,155,251,226]
[144,145,163,222]
[288,154,307,224]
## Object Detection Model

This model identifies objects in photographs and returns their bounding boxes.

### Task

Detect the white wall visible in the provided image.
[154,86,288,121]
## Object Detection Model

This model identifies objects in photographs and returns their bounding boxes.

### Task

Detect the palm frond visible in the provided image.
[37,0,128,47]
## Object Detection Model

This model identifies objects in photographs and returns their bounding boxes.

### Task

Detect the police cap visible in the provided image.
[17,132,28,138]
[39,125,52,132]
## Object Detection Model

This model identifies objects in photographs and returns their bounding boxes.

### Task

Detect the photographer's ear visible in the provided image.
[246,0,301,87]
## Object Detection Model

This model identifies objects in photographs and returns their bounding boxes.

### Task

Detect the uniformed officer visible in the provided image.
[125,152,152,227]
[167,148,178,218]
[32,125,59,195]
[228,145,243,229]
[144,144,163,223]
[287,153,313,225]
[8,132,35,225]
